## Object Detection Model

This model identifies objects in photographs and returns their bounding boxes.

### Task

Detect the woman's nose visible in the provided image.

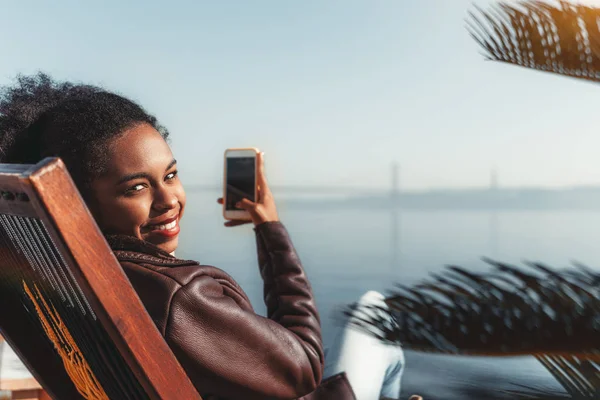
[153,187,178,210]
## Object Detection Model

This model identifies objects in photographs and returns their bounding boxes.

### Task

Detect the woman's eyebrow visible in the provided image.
[117,172,150,185]
[117,159,177,184]
[166,159,177,171]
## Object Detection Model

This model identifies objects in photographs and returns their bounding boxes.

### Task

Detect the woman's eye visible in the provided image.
[166,170,178,180]
[126,184,146,194]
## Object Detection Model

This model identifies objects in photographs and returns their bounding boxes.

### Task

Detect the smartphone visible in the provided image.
[223,148,259,220]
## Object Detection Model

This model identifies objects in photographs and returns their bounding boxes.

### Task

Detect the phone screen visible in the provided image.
[225,157,256,210]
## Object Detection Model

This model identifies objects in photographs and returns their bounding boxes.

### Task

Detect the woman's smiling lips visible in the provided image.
[143,215,181,238]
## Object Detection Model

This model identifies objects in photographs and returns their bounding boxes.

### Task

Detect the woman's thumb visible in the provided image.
[235,198,254,210]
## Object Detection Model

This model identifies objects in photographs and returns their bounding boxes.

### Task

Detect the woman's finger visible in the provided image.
[235,198,255,210]
[408,396,423,400]
[217,197,224,204]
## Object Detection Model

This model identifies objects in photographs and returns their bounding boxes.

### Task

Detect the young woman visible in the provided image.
[0,73,416,400]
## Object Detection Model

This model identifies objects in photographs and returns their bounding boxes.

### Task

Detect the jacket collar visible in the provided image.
[105,234,174,259]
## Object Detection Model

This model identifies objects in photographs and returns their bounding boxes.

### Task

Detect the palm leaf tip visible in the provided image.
[466,0,600,83]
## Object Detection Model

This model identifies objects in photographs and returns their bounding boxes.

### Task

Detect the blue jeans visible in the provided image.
[323,291,405,400]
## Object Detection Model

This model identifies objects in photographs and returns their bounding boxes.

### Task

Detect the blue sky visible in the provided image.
[2,0,600,190]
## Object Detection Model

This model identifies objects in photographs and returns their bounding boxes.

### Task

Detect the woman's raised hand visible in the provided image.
[217,151,279,227]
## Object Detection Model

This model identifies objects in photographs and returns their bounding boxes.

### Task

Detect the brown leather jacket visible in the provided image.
[106,222,355,400]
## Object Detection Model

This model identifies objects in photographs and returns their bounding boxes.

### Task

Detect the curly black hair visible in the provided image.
[0,72,169,194]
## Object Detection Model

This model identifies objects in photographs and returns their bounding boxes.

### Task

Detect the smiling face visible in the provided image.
[88,123,186,254]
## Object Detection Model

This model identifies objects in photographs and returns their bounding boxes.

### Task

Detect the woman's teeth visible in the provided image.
[154,220,177,231]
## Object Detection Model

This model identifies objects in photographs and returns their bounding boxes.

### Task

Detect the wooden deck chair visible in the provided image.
[0,158,201,400]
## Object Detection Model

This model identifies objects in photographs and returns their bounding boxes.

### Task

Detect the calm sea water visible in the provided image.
[178,192,600,399]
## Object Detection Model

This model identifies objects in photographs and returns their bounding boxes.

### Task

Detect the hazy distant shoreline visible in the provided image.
[188,185,600,210]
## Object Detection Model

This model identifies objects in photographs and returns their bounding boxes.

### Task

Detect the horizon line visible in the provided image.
[185,183,600,194]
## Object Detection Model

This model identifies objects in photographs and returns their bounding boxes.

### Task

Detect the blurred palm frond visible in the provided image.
[347,259,600,357]
[345,260,600,398]
[534,354,600,398]
[467,0,600,83]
